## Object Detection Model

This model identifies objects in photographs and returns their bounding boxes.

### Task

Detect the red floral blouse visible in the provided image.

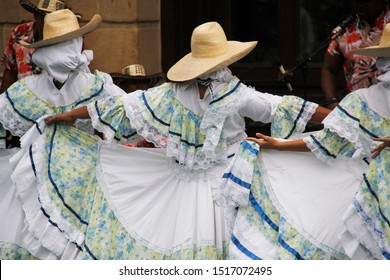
[328,10,390,93]
[1,22,36,80]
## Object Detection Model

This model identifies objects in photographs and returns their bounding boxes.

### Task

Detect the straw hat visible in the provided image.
[352,23,390,57]
[19,0,66,15]
[110,64,164,88]
[167,22,257,82]
[19,9,101,49]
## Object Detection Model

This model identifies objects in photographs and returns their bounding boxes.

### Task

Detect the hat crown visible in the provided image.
[191,22,228,58]
[122,64,146,77]
[43,9,80,40]
[378,23,390,48]
[38,0,65,12]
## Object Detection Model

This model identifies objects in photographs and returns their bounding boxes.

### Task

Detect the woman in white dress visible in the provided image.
[0,9,127,259]
[220,23,390,260]
[44,21,331,260]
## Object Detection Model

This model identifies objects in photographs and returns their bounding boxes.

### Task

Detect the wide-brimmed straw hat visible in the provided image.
[110,64,164,87]
[167,21,257,82]
[19,0,66,16]
[19,9,101,49]
[352,23,390,57]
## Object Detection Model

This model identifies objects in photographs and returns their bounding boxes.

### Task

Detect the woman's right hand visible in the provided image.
[371,137,390,159]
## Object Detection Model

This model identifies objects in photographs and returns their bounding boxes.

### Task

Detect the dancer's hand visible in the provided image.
[371,137,390,159]
[246,133,281,150]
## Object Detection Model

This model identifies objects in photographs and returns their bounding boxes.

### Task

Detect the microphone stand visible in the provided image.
[280,14,356,99]
[280,37,331,100]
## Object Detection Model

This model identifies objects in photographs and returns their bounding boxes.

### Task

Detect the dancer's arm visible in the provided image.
[45,106,90,125]
[246,133,310,152]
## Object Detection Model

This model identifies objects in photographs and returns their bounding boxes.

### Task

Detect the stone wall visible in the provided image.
[0,0,161,76]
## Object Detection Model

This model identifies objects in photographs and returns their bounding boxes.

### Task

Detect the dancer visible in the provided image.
[44,21,330,259]
[222,23,390,260]
[0,9,128,259]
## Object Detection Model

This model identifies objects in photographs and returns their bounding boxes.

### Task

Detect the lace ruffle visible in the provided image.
[214,141,259,208]
[303,136,336,165]
[322,111,373,157]
[166,157,227,181]
[123,79,248,170]
[271,95,318,139]
[0,93,34,137]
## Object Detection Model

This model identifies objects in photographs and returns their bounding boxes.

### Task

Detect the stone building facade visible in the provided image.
[0,0,162,76]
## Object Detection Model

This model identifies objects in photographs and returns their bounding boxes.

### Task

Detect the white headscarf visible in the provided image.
[359,57,390,118]
[173,67,234,115]
[32,37,93,83]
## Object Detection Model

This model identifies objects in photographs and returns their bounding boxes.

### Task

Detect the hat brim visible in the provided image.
[167,41,258,82]
[18,14,102,49]
[111,73,165,87]
[20,0,46,15]
[351,46,390,57]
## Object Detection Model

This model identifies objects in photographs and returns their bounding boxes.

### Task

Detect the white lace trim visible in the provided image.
[292,101,318,138]
[123,85,248,170]
[0,95,34,137]
[323,110,374,157]
[200,82,249,154]
[303,136,336,165]
[166,157,227,181]
[87,102,116,141]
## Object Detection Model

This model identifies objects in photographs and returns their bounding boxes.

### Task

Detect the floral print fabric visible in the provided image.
[328,10,390,93]
[1,22,36,80]
[355,149,390,259]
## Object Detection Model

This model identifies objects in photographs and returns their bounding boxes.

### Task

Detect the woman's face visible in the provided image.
[353,0,386,23]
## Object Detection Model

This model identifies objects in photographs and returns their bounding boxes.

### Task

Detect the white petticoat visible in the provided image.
[0,149,25,248]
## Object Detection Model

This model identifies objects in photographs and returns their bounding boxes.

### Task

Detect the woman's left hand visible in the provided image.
[371,137,390,159]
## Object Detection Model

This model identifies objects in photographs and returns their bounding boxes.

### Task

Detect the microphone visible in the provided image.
[330,14,356,39]
[278,64,293,92]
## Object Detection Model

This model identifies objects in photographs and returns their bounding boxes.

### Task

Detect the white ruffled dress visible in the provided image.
[60,76,317,260]
[0,70,123,259]
[220,75,390,260]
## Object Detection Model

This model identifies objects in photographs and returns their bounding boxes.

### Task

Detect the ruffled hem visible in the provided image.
[341,204,381,259]
[10,127,84,259]
[0,241,37,260]
[261,153,349,259]
[229,209,279,260]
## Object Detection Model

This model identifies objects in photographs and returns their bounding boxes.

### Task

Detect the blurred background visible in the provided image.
[0,0,351,104]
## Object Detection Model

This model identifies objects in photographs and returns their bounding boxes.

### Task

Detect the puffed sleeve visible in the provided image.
[87,94,138,142]
[303,128,357,164]
[239,85,318,139]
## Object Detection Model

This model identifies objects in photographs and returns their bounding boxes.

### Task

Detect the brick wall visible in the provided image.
[0,0,161,76]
